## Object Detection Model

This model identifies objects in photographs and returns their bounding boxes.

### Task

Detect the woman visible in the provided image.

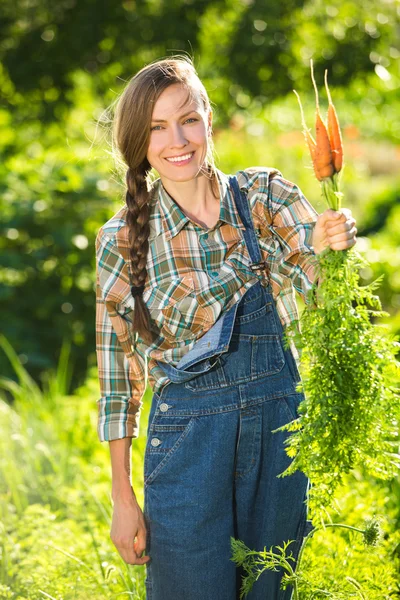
[95,56,357,600]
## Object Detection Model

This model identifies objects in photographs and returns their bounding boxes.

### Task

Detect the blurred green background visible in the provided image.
[1,0,399,598]
[1,0,399,389]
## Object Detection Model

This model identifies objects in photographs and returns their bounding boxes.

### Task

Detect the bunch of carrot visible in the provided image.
[275,62,400,525]
[294,59,343,211]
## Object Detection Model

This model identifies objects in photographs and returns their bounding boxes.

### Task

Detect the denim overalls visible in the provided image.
[143,176,314,600]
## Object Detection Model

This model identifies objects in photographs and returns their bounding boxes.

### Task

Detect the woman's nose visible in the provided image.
[168,125,187,147]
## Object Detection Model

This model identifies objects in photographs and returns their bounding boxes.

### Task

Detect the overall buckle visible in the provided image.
[250,261,269,273]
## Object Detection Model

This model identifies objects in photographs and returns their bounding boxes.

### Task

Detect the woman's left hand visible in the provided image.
[312,208,357,255]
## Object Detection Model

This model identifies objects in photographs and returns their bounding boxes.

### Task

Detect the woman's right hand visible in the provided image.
[110,492,151,565]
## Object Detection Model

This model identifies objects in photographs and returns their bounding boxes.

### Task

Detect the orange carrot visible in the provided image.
[324,69,343,173]
[310,60,334,179]
[293,89,321,180]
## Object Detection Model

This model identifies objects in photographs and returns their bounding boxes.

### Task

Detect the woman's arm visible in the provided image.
[109,437,150,565]
[266,176,356,302]
[95,228,146,442]
[266,176,320,303]
[96,228,150,565]
[109,436,134,500]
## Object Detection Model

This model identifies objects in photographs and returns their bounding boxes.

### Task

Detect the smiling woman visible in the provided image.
[95,55,357,600]
[147,87,211,183]
[146,85,221,231]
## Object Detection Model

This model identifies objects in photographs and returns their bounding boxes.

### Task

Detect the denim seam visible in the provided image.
[281,396,299,422]
[234,408,260,479]
[230,333,280,341]
[149,388,298,418]
[151,424,189,432]
[277,503,308,600]
[185,369,279,390]
[238,384,299,407]
[153,404,240,417]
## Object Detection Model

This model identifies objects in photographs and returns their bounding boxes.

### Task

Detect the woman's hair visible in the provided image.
[111,55,218,344]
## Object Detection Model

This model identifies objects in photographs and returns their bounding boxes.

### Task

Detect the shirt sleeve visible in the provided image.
[95,228,147,443]
[268,175,319,304]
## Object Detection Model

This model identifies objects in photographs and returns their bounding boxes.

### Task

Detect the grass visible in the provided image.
[0,334,151,600]
[0,334,399,599]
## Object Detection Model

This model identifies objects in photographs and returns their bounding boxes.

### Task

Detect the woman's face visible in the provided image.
[146,83,212,185]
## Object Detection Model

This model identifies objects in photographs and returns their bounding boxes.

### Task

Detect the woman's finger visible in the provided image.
[326,220,357,236]
[324,207,352,228]
[116,540,150,565]
[134,523,149,559]
[329,235,357,250]
[327,226,357,244]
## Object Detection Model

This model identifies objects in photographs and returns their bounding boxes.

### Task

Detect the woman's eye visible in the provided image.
[150,118,198,131]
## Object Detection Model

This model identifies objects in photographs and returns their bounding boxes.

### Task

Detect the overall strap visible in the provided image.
[228,175,270,280]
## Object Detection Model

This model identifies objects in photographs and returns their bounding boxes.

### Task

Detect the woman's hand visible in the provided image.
[312,208,357,255]
[110,492,150,566]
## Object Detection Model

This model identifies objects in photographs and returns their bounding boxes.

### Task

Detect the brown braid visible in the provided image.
[110,55,219,345]
[125,161,154,344]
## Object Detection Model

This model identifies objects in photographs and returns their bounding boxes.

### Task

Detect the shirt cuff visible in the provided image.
[97,395,142,442]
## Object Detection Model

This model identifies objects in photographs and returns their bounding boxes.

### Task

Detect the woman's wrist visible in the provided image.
[109,437,136,503]
[112,481,137,504]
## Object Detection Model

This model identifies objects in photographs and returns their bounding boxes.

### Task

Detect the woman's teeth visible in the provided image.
[165,152,194,163]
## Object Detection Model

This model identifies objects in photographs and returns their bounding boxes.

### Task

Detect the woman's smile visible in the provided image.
[164,151,195,165]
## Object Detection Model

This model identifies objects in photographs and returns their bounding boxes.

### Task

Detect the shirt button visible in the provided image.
[151,438,161,447]
[159,403,169,412]
[202,232,209,240]
[211,271,218,277]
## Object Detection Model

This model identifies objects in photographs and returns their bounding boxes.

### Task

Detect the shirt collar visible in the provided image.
[157,168,246,240]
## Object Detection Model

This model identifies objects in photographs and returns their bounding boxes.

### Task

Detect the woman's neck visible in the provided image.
[161,172,220,229]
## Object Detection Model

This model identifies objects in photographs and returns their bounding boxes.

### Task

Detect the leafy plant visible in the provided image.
[0,337,149,599]
[278,248,400,521]
[231,517,387,599]
[275,64,400,523]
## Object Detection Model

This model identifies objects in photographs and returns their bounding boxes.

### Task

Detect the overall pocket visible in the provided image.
[144,409,196,486]
[223,332,285,383]
[185,332,286,391]
[233,301,279,336]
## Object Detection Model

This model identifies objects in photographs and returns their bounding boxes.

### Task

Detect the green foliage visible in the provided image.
[276,248,400,521]
[231,512,399,599]
[231,537,299,599]
[0,70,118,389]
[1,0,399,127]
[359,201,400,340]
[1,339,400,597]
[0,1,399,596]
[0,0,398,393]
[0,339,152,598]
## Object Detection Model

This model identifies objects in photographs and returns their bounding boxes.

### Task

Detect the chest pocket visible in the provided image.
[146,275,214,343]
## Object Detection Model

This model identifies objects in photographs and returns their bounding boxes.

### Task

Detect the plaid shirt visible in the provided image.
[95,167,319,442]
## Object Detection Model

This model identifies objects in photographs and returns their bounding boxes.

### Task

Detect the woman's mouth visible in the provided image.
[164,151,195,166]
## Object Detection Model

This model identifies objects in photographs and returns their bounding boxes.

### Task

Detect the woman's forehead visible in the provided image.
[151,84,204,121]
